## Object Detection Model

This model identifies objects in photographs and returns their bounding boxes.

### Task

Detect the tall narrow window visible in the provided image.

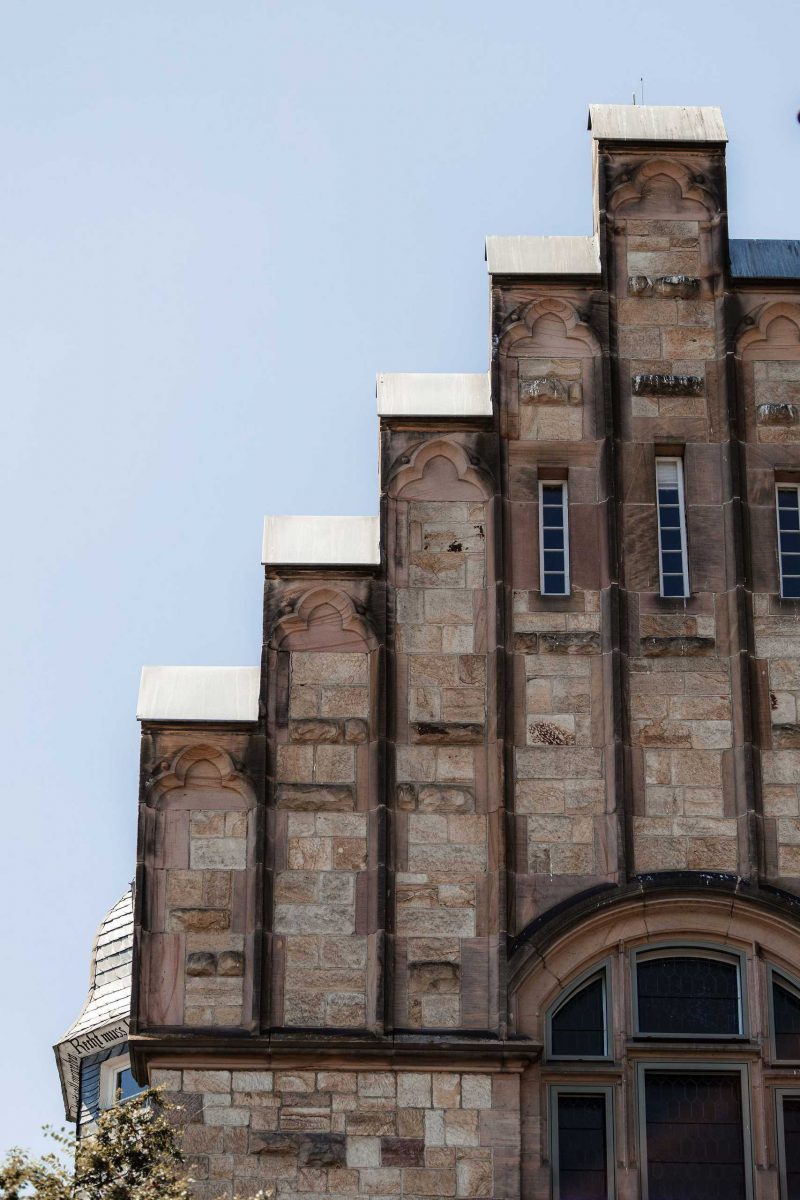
[639,1068,750,1200]
[777,1091,800,1200]
[777,485,800,599]
[655,457,689,598]
[539,480,570,596]
[550,1086,614,1200]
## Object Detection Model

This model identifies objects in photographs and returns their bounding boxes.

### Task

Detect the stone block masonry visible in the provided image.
[128,106,800,1199]
[153,1066,520,1199]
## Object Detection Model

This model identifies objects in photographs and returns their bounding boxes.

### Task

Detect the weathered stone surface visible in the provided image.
[631,373,704,396]
[217,950,245,976]
[538,631,600,655]
[289,718,343,743]
[408,961,461,994]
[186,951,217,976]
[276,784,354,810]
[627,272,700,298]
[640,635,716,657]
[757,402,799,426]
[411,722,485,744]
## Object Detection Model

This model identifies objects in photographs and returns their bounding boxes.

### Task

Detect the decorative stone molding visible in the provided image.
[387,436,492,500]
[499,295,600,358]
[270,584,377,651]
[146,743,255,809]
[607,156,718,215]
[737,300,800,357]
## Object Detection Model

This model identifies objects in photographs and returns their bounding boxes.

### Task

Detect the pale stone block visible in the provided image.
[444,1108,479,1146]
[190,811,226,837]
[291,652,368,686]
[410,686,442,722]
[409,814,449,844]
[422,995,461,1026]
[274,903,354,934]
[287,836,331,871]
[397,746,437,782]
[424,590,475,625]
[396,907,475,938]
[461,1075,492,1110]
[231,1071,273,1092]
[442,626,474,653]
[516,779,565,814]
[315,813,367,838]
[289,682,320,717]
[436,747,474,780]
[277,744,314,783]
[358,1072,396,1098]
[150,1069,182,1088]
[190,838,246,871]
[314,745,355,783]
[398,1072,433,1108]
[203,1106,249,1126]
[320,686,370,718]
[432,1074,461,1109]
[549,843,594,874]
[426,1108,446,1146]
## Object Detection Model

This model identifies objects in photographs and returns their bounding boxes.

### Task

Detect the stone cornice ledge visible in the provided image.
[377,372,492,418]
[130,1032,542,1078]
[262,515,380,568]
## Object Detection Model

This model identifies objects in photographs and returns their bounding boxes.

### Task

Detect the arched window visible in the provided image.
[547,962,611,1060]
[770,966,800,1061]
[632,945,745,1038]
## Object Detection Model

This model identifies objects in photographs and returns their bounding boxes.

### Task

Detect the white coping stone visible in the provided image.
[137,666,260,722]
[485,234,600,276]
[377,371,492,417]
[262,514,380,566]
[588,103,727,143]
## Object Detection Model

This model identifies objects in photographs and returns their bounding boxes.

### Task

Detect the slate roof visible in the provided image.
[54,889,133,1121]
[729,239,800,280]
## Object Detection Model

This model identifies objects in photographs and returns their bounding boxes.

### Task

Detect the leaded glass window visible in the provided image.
[549,971,608,1059]
[634,950,743,1037]
[642,1070,747,1200]
[551,1088,613,1200]
[773,973,800,1060]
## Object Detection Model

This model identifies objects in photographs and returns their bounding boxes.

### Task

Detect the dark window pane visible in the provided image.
[784,1096,800,1200]
[775,980,800,1059]
[637,956,740,1035]
[645,1073,745,1200]
[551,977,606,1057]
[660,528,683,551]
[543,527,565,550]
[542,507,564,527]
[543,573,566,595]
[780,508,800,532]
[658,488,680,506]
[662,575,688,598]
[781,531,800,554]
[661,551,685,574]
[784,577,800,599]
[782,554,800,575]
[779,490,799,508]
[116,1067,142,1102]
[543,550,565,573]
[659,506,681,528]
[541,485,564,504]
[558,1094,607,1200]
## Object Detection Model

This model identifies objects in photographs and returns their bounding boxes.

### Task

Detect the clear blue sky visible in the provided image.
[1,0,798,1156]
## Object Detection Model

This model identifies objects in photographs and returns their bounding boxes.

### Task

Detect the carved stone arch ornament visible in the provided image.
[388,436,493,500]
[607,155,718,216]
[737,300,800,358]
[270,583,377,651]
[499,295,600,358]
[146,743,255,809]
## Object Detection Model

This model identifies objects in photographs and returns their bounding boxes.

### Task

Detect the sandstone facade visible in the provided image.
[128,106,800,1198]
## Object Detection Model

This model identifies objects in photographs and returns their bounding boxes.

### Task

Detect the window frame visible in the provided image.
[549,1083,615,1200]
[99,1053,142,1110]
[545,959,613,1062]
[636,1061,754,1200]
[539,478,571,597]
[776,483,800,600]
[768,965,800,1063]
[655,455,690,599]
[776,1087,800,1200]
[630,942,748,1040]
